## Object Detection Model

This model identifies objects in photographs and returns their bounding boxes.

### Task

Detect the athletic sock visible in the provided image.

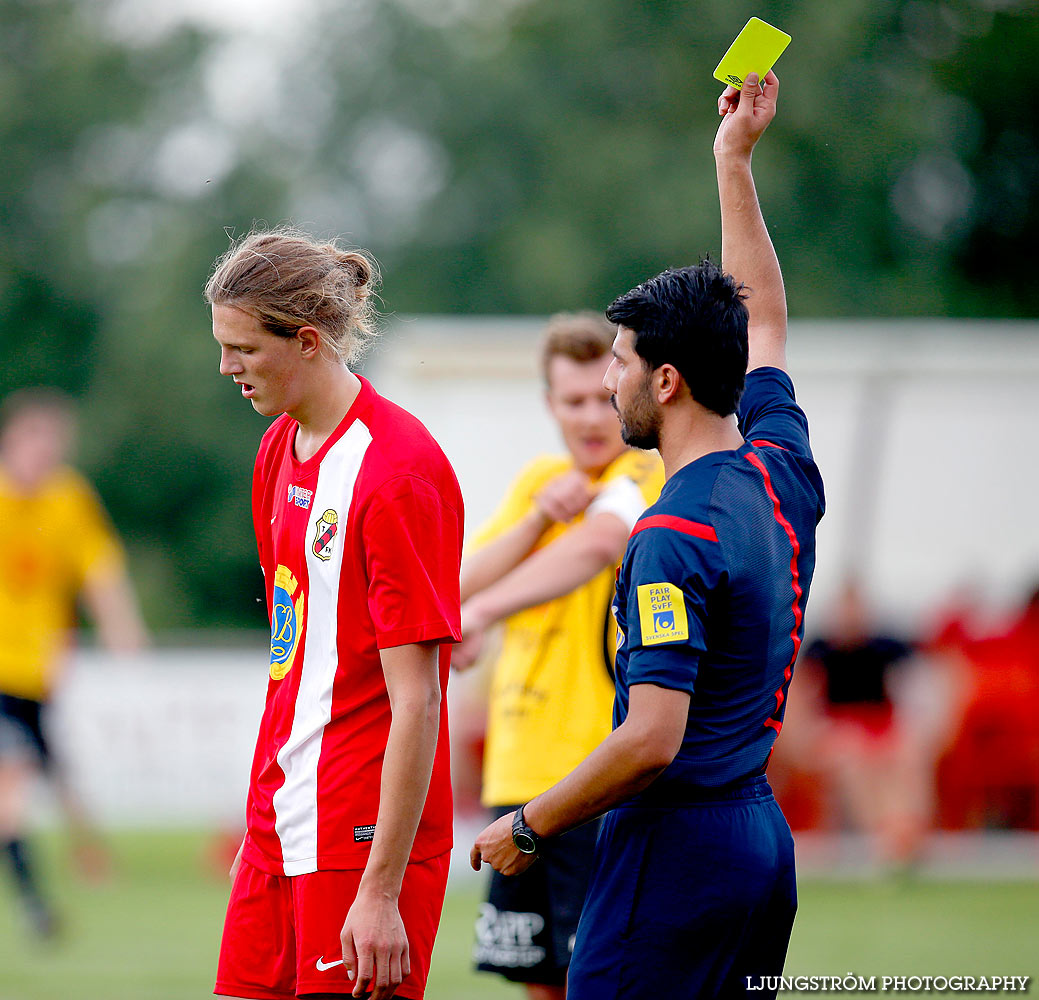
[3,838,56,936]
[3,838,40,898]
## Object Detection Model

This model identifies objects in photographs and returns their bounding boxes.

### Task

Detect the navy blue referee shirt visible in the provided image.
[613,367,825,793]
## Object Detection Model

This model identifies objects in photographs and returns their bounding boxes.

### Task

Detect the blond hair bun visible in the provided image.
[205,226,382,365]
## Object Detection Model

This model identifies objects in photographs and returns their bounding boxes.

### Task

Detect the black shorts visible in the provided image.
[0,694,51,769]
[474,805,600,986]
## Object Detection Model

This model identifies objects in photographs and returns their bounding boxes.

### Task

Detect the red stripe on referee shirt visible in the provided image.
[744,452,803,736]
[630,514,718,543]
[751,439,787,450]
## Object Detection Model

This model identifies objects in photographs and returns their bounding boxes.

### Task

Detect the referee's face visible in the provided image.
[545,353,626,475]
[605,326,660,451]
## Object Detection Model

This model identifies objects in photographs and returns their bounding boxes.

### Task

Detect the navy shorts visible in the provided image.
[0,695,51,769]
[474,805,600,986]
[568,775,796,1000]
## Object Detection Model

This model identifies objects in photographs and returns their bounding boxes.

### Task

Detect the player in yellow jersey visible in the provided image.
[455,314,664,1000]
[0,389,147,936]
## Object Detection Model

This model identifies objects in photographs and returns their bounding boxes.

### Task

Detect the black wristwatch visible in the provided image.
[512,804,541,855]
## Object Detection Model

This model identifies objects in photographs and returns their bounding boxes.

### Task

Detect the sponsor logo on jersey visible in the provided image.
[636,582,689,645]
[353,824,377,843]
[270,565,305,679]
[312,509,339,561]
[287,484,314,509]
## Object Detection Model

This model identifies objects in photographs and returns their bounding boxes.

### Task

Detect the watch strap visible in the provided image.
[512,803,541,855]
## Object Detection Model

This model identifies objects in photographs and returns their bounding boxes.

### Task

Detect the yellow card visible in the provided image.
[713,17,791,90]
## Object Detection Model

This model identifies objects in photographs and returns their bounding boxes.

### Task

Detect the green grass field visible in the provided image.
[0,831,1035,999]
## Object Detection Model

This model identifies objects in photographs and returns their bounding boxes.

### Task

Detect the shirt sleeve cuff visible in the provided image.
[375,620,462,649]
[587,476,648,532]
[625,651,700,694]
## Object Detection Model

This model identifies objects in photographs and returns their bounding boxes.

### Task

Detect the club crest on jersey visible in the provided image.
[270,565,305,680]
[636,582,689,646]
[312,509,339,561]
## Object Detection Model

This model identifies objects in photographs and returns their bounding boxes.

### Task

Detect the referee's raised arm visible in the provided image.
[714,70,787,373]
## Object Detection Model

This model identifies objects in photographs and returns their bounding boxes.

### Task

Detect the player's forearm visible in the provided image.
[460,508,551,602]
[82,573,149,653]
[361,649,442,898]
[522,716,675,838]
[716,152,788,371]
[466,514,627,625]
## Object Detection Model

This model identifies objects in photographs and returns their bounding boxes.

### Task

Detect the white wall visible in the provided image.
[368,317,1039,626]
[48,646,490,829]
[50,649,266,826]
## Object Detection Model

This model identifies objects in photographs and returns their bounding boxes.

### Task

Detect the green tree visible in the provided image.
[0,1,286,629]
[2,0,1035,632]
[292,0,1037,317]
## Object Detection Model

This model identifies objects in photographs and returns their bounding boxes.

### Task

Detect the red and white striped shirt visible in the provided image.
[242,376,462,876]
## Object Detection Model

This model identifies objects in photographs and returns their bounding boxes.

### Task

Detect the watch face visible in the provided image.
[513,832,537,855]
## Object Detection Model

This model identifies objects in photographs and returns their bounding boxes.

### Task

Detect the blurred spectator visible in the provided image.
[783,578,960,866]
[933,583,1039,830]
[0,389,148,937]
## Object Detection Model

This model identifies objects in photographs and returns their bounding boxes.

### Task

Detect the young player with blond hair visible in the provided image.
[207,228,463,1000]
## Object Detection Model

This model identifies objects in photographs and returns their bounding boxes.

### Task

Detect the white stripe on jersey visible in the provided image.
[272,420,373,875]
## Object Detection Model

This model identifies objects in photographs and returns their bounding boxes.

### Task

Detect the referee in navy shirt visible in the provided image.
[473,71,825,999]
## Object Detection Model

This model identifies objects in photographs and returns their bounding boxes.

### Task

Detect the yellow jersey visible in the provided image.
[474,448,664,806]
[0,466,124,700]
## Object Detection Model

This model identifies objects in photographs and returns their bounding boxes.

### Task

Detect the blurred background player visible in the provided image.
[455,313,663,999]
[0,388,148,937]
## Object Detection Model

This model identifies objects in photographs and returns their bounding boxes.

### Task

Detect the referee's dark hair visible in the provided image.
[605,260,749,417]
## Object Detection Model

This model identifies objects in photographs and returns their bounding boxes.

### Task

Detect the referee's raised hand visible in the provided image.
[714,70,779,159]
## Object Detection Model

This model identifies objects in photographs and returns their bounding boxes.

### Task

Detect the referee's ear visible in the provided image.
[654,363,683,405]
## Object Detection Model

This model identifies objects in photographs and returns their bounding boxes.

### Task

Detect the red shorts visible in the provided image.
[214,852,449,1000]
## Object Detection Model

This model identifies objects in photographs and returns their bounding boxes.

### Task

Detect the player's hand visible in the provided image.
[229,838,245,881]
[452,599,493,671]
[714,71,779,159]
[341,888,410,1000]
[70,828,113,883]
[535,469,598,523]
[470,811,537,877]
